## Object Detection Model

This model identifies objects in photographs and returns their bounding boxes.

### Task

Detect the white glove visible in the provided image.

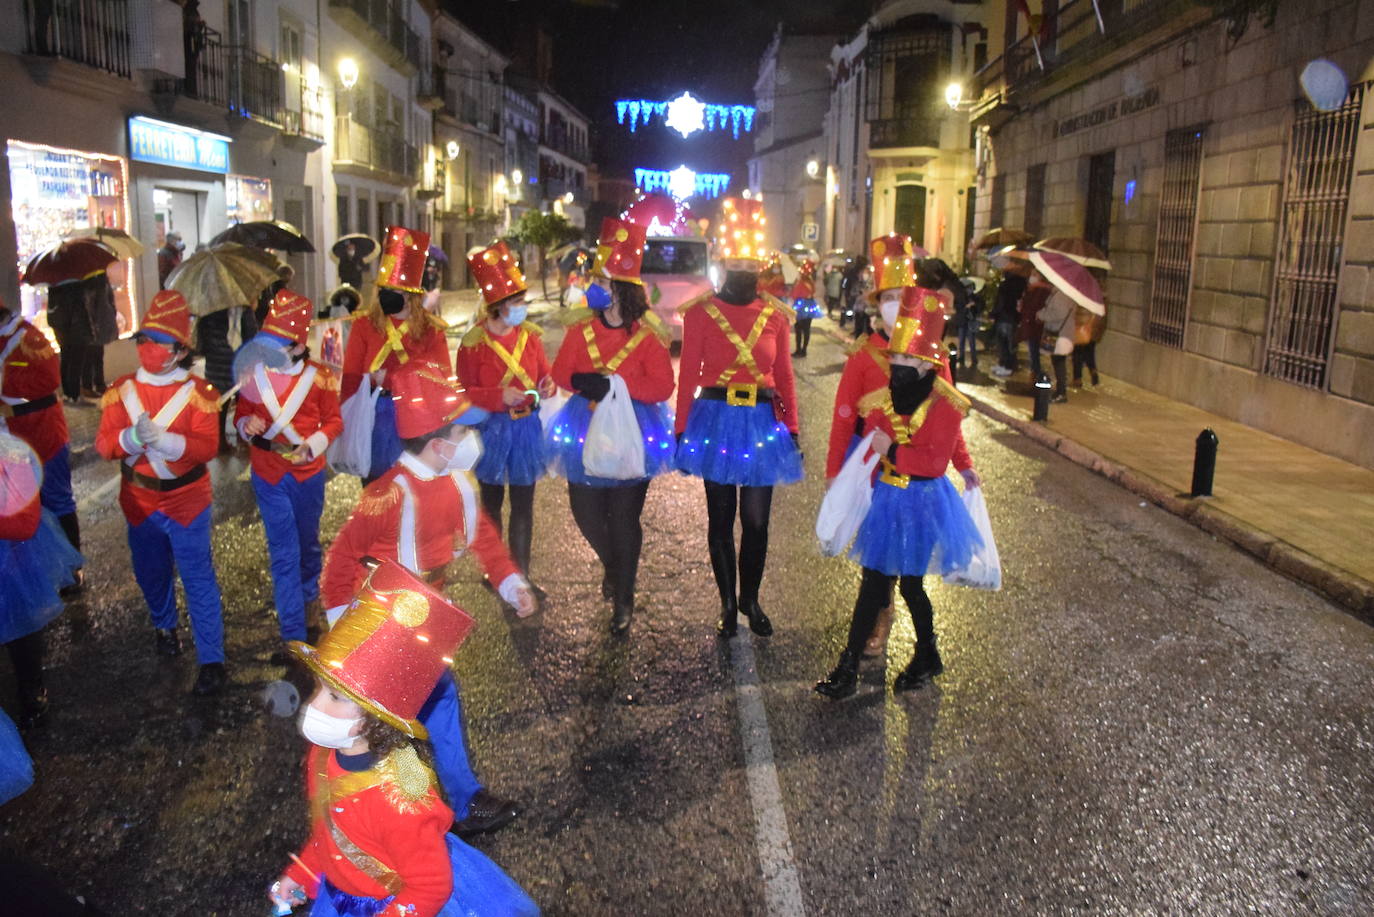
[135,413,163,447]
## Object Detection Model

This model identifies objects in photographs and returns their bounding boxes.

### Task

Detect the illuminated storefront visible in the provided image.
[227,175,273,225]
[6,140,136,333]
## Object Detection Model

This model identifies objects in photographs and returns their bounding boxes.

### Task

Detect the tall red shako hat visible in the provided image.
[260,289,313,346]
[888,286,949,366]
[388,359,487,439]
[467,241,527,306]
[141,289,192,345]
[592,217,647,285]
[377,225,430,294]
[715,197,767,263]
[290,559,476,738]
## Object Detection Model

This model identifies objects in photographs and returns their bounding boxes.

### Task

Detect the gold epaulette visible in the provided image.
[677,292,712,316]
[313,362,341,392]
[377,745,438,815]
[189,381,219,414]
[763,292,796,322]
[460,324,487,348]
[559,307,595,327]
[356,480,401,517]
[856,386,891,418]
[429,313,450,331]
[641,311,672,346]
[933,375,972,416]
[846,334,869,356]
[18,331,54,359]
[99,386,122,411]
[520,319,544,336]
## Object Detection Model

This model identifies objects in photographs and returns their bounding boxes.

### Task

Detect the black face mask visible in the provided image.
[378,288,407,315]
[718,270,759,305]
[889,363,936,415]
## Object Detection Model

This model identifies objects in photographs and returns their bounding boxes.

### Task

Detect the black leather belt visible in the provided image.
[120,462,207,492]
[2,393,58,418]
[698,384,775,407]
[250,435,296,454]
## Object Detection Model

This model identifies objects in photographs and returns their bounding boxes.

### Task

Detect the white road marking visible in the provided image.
[77,473,121,514]
[730,631,806,916]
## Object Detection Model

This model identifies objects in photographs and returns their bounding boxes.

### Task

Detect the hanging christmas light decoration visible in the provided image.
[632,166,731,200]
[615,92,757,140]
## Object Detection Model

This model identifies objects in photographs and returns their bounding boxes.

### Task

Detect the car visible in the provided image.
[642,235,713,345]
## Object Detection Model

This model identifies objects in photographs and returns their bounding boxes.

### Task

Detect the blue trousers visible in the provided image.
[367,394,402,481]
[40,445,76,518]
[251,470,325,642]
[418,670,482,818]
[127,508,225,663]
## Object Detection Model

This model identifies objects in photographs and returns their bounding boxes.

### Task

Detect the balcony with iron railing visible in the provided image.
[868,101,944,151]
[333,114,419,185]
[281,83,327,151]
[23,0,131,79]
[165,26,284,128]
[328,0,422,75]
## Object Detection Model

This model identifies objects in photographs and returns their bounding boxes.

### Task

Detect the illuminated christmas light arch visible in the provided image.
[633,166,731,200]
[615,92,756,140]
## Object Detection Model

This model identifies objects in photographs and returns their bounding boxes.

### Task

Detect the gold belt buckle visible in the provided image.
[509,404,532,420]
[725,382,757,407]
[879,459,910,489]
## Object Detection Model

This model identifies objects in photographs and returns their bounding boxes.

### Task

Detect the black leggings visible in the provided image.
[794,318,813,354]
[567,481,650,605]
[1072,342,1098,380]
[479,482,536,575]
[703,481,773,609]
[843,567,934,657]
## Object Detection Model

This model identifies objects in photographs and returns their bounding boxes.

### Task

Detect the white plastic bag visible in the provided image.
[327,375,380,477]
[581,374,645,480]
[539,387,570,432]
[942,487,1002,590]
[815,431,878,556]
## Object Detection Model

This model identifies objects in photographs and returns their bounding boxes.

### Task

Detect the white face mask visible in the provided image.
[299,702,363,749]
[437,429,484,472]
[879,295,902,332]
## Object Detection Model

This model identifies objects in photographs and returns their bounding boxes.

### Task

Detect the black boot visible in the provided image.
[192,662,228,696]
[717,598,739,638]
[57,513,83,597]
[741,600,773,637]
[706,519,738,638]
[814,650,859,700]
[155,628,182,657]
[893,642,944,693]
[601,568,614,601]
[8,632,48,729]
[610,600,633,636]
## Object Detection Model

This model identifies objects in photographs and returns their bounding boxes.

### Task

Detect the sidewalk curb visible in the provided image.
[820,323,1374,625]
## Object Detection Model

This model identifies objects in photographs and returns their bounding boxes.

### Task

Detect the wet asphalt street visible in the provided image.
[2,319,1373,915]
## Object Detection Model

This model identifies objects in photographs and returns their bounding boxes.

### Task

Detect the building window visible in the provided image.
[1263,86,1364,389]
[989,172,1006,230]
[336,191,350,235]
[1083,150,1116,254]
[894,185,927,246]
[1024,163,1046,238]
[1147,127,1206,349]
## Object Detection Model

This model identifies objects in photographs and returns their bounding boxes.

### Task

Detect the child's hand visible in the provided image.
[269,875,306,911]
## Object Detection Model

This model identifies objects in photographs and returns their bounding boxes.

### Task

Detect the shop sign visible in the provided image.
[1053,86,1161,138]
[128,116,230,174]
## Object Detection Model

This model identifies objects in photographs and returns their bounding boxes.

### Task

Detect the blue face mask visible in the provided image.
[585,283,612,310]
[504,304,528,326]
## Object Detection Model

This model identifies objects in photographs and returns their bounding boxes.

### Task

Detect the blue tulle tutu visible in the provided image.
[675,398,803,487]
[0,708,33,806]
[309,832,540,917]
[368,394,403,481]
[0,509,82,645]
[851,476,982,576]
[794,298,824,320]
[544,394,675,487]
[475,411,547,486]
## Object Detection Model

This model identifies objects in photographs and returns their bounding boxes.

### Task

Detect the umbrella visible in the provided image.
[211,219,315,253]
[23,239,116,286]
[427,244,448,264]
[165,243,283,316]
[1034,237,1111,270]
[330,233,378,263]
[1028,250,1105,315]
[63,226,145,259]
[975,227,1035,249]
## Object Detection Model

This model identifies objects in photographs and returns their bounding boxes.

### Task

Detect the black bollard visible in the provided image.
[1032,372,1053,422]
[1190,428,1219,497]
[947,342,959,384]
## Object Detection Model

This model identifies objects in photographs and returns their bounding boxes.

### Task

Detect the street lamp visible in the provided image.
[446,140,460,160]
[511,168,523,185]
[562,191,575,204]
[945,82,964,110]
[338,57,359,91]
[805,158,820,179]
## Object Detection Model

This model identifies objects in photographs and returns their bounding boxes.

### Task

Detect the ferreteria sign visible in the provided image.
[1054,86,1161,138]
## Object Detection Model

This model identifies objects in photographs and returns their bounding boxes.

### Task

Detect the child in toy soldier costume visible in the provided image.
[235,290,343,652]
[815,286,982,700]
[321,360,534,838]
[545,218,676,635]
[340,226,451,483]
[454,242,556,602]
[270,559,539,917]
[790,258,823,357]
[95,290,228,695]
[676,197,801,638]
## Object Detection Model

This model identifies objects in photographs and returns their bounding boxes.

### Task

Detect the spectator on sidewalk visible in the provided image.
[194,301,259,450]
[85,274,119,397]
[1018,270,1051,380]
[156,233,183,289]
[44,278,94,404]
[989,261,1028,378]
[823,263,842,318]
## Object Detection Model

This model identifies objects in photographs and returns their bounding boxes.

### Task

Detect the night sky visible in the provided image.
[448,0,871,184]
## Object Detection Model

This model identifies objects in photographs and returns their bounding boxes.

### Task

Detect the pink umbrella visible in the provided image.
[1028,250,1105,315]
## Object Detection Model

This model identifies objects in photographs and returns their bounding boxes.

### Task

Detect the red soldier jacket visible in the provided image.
[454,321,551,414]
[858,376,973,480]
[95,368,220,525]
[341,315,450,402]
[675,295,799,434]
[551,310,675,403]
[233,359,344,484]
[285,745,453,917]
[790,276,815,300]
[0,313,68,463]
[826,330,894,479]
[321,453,522,615]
